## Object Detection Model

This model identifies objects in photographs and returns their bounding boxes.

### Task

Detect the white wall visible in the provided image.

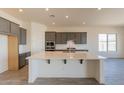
[0,35,8,73]
[47,26,124,58]
[31,22,47,54]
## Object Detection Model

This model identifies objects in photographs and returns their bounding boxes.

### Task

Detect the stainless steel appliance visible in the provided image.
[45,41,55,51]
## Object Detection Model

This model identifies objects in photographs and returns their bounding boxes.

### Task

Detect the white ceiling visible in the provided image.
[1,8,124,27]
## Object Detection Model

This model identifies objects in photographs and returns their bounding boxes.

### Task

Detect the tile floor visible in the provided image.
[104,59,124,85]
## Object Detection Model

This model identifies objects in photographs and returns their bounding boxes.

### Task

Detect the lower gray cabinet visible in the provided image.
[19,27,27,45]
[19,52,31,69]
[19,53,26,69]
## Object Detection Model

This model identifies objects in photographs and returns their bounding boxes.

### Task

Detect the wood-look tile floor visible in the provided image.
[0,66,28,85]
[0,66,99,85]
[0,58,124,85]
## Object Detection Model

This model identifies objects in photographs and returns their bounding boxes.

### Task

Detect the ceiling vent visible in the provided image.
[49,14,55,18]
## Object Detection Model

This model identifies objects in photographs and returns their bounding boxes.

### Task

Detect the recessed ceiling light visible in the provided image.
[65,16,69,19]
[83,22,86,25]
[97,8,102,10]
[19,9,23,12]
[52,22,55,25]
[45,8,49,11]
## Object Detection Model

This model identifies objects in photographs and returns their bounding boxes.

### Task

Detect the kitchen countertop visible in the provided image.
[27,51,106,60]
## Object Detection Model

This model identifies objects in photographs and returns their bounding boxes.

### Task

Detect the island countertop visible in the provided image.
[27,51,106,60]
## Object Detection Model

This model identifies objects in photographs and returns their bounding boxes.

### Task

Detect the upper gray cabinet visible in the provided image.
[66,32,76,42]
[45,32,87,44]
[61,32,67,44]
[0,17,10,34]
[10,22,19,35]
[19,27,27,45]
[75,32,81,44]
[55,32,87,44]
[0,17,28,46]
[56,32,62,44]
[80,32,87,44]
[45,32,56,41]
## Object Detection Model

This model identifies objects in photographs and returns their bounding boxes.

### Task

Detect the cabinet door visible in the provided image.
[19,53,26,69]
[70,32,76,42]
[56,32,62,44]
[61,32,67,44]
[45,32,56,41]
[25,52,31,65]
[80,32,87,44]
[66,32,70,41]
[10,22,19,35]
[0,17,10,34]
[66,32,76,42]
[19,28,27,45]
[75,32,81,44]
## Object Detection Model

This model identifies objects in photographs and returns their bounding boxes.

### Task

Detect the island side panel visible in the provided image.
[95,59,105,84]
[99,60,105,84]
[29,59,98,78]
[37,59,85,77]
[28,59,39,83]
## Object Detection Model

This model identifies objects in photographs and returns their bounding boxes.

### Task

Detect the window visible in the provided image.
[98,34,117,52]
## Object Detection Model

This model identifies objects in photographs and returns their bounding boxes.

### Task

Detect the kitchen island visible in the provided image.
[27,51,106,84]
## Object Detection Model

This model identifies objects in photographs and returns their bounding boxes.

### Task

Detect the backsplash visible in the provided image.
[19,45,30,54]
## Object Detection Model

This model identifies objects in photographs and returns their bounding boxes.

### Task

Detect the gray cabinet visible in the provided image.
[0,17,10,34]
[19,53,26,69]
[10,22,19,35]
[80,32,87,44]
[19,27,27,45]
[0,17,20,36]
[61,32,67,44]
[19,52,31,69]
[66,32,70,42]
[45,32,56,41]
[56,32,62,44]
[67,32,76,42]
[55,32,87,44]
[75,32,81,44]
[45,32,87,44]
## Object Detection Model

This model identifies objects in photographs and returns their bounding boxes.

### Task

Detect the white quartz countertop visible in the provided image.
[27,51,106,60]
